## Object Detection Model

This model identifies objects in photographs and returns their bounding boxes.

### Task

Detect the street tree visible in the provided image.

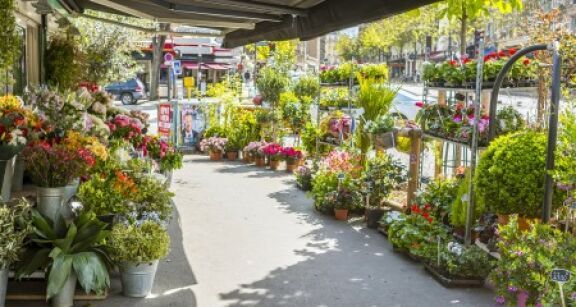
[442,0,523,55]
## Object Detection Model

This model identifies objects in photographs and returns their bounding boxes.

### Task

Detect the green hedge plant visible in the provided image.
[107,221,170,264]
[474,131,562,218]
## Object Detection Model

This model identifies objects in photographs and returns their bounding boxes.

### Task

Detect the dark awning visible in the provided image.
[60,0,439,47]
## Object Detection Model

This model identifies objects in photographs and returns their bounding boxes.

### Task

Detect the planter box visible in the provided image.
[424,263,485,288]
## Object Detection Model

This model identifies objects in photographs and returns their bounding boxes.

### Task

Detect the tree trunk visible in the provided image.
[150,23,170,101]
[460,6,467,56]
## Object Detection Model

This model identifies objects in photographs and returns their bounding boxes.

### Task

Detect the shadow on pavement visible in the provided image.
[218,186,493,307]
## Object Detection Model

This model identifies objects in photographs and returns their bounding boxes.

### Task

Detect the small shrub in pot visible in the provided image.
[107,221,170,297]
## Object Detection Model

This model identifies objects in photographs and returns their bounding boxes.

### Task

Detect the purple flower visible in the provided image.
[453,114,462,123]
[515,250,524,257]
[535,303,543,307]
[507,286,518,293]
[495,296,506,305]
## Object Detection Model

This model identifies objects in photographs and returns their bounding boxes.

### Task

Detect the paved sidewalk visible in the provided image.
[7,155,495,307]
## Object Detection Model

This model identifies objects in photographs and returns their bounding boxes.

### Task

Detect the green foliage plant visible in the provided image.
[414,178,460,222]
[491,215,576,306]
[0,0,20,90]
[432,245,493,279]
[474,131,562,218]
[450,172,483,227]
[46,31,82,90]
[293,75,320,101]
[553,111,576,197]
[0,199,32,268]
[17,211,111,298]
[256,67,288,105]
[107,221,170,264]
[362,153,407,207]
[387,212,449,259]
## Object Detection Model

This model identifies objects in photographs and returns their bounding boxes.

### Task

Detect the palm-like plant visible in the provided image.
[355,75,398,163]
[17,211,111,299]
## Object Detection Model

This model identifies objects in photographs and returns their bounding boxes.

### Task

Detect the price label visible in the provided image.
[571,202,576,209]
[551,269,571,283]
[337,173,345,180]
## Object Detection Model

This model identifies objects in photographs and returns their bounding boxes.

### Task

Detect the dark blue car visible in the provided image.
[104,78,147,105]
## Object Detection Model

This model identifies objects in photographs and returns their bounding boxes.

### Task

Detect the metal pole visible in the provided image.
[488,44,548,140]
[464,37,485,247]
[543,41,562,223]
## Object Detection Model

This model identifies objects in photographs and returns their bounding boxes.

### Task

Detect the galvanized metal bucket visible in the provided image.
[36,187,66,224]
[11,154,24,192]
[0,157,16,202]
[120,260,159,298]
[0,267,8,307]
[51,272,77,307]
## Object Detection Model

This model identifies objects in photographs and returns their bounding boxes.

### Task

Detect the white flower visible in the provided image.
[8,129,26,146]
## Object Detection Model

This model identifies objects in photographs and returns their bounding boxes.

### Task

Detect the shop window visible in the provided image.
[13,26,27,95]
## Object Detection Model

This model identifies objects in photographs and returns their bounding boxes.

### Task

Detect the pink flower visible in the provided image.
[453,114,462,123]
[415,101,424,108]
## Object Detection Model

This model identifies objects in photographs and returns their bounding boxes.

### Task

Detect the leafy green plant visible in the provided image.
[365,114,395,134]
[301,122,322,156]
[387,212,450,259]
[362,153,407,206]
[356,76,398,162]
[430,244,493,279]
[107,221,170,264]
[422,62,439,83]
[310,170,359,213]
[496,106,525,135]
[414,178,460,222]
[17,211,111,298]
[491,215,576,306]
[475,131,562,218]
[553,111,576,198]
[77,172,131,217]
[46,31,82,90]
[293,75,319,101]
[0,199,32,268]
[450,172,484,227]
[130,176,174,221]
[256,67,288,105]
[0,0,20,91]
[203,126,227,138]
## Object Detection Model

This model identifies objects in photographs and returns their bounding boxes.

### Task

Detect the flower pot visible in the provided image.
[0,267,7,307]
[242,151,252,163]
[120,260,159,298]
[161,170,173,188]
[365,207,385,229]
[334,209,349,221]
[255,157,265,167]
[63,179,80,205]
[209,151,223,161]
[226,151,238,161]
[286,162,298,173]
[0,156,16,202]
[11,154,25,192]
[51,272,77,307]
[269,160,280,170]
[37,187,66,224]
[373,132,395,150]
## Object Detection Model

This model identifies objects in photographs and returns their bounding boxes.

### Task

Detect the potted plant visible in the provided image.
[491,215,576,306]
[0,100,28,202]
[281,147,303,172]
[366,114,396,150]
[475,131,562,228]
[255,142,268,167]
[17,211,111,307]
[107,221,170,297]
[200,137,227,161]
[243,141,262,164]
[332,187,361,221]
[22,140,90,225]
[0,199,32,306]
[225,134,241,161]
[362,153,407,228]
[144,136,183,187]
[295,165,313,191]
[424,243,493,287]
[262,143,282,170]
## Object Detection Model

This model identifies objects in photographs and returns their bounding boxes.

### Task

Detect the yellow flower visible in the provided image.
[0,95,21,110]
[88,141,108,161]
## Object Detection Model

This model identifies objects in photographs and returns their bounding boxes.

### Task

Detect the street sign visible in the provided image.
[164,53,174,65]
[551,269,571,283]
[173,60,182,75]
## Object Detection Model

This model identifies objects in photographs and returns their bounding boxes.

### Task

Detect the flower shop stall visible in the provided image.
[0,88,183,307]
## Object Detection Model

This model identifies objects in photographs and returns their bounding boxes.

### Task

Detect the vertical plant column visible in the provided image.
[0,0,20,94]
[255,67,287,142]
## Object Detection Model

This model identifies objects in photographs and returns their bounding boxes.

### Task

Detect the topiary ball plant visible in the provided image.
[474,131,562,219]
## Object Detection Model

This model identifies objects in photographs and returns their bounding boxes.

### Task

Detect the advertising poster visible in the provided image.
[180,104,205,147]
[158,103,173,139]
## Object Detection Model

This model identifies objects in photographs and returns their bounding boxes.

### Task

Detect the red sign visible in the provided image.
[158,103,173,138]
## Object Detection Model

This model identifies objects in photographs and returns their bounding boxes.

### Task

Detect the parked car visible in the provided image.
[104,78,147,105]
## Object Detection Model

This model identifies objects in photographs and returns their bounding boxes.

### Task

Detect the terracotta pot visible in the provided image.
[242,151,252,163]
[334,209,349,221]
[269,160,280,170]
[210,151,223,161]
[286,162,298,173]
[255,157,265,167]
[226,151,238,161]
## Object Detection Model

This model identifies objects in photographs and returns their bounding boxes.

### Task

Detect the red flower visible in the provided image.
[498,50,506,58]
[523,58,531,66]
[411,204,420,213]
[462,58,471,64]
[448,60,458,67]
[415,101,424,108]
[508,48,517,56]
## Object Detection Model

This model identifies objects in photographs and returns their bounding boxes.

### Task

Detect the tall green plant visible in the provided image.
[256,67,288,105]
[355,75,397,163]
[17,211,111,298]
[46,31,83,90]
[0,0,20,92]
